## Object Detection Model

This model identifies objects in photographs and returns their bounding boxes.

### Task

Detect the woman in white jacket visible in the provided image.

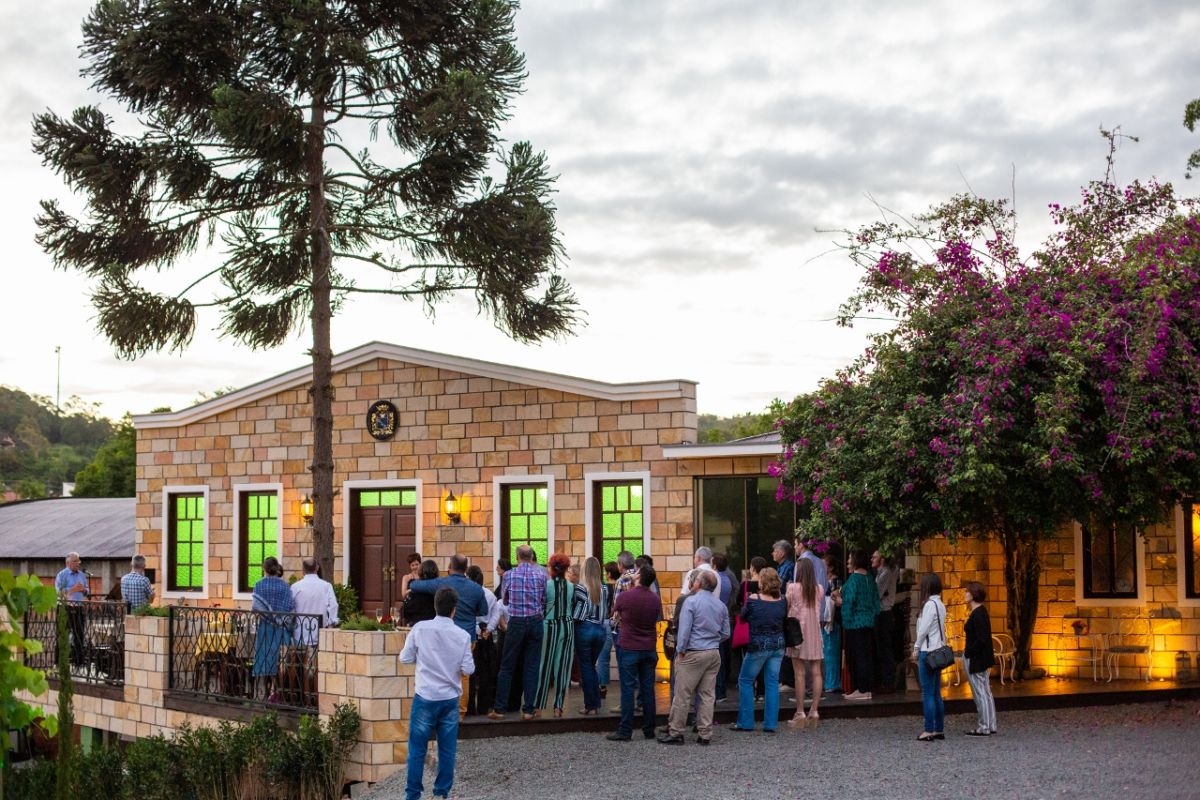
[911,573,947,741]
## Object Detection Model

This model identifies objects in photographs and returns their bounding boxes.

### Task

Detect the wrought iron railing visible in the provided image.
[168,606,321,712]
[24,601,126,686]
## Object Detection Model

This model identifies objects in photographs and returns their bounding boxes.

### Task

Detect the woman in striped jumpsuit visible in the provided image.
[536,552,576,715]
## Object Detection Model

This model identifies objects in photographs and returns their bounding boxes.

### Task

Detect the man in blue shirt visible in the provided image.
[55,552,90,601]
[658,571,729,745]
[407,553,488,720]
[54,551,89,666]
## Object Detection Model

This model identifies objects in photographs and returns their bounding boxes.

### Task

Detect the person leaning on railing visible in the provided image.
[120,554,155,613]
[56,552,90,666]
[290,557,338,646]
[252,556,295,704]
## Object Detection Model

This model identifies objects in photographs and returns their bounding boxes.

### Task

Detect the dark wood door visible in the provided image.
[352,503,416,615]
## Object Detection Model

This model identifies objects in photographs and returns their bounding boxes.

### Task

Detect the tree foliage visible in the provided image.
[1186,96,1200,178]
[776,157,1200,670]
[697,398,785,443]
[73,418,135,498]
[34,0,579,574]
[0,388,115,499]
[0,571,58,800]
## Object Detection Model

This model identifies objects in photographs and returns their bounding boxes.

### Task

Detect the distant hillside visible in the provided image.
[697,399,786,443]
[0,387,116,499]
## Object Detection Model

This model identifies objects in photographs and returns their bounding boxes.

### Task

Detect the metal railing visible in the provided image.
[23,601,126,686]
[168,606,321,712]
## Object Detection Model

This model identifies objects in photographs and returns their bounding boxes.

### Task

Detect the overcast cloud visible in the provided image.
[0,0,1196,420]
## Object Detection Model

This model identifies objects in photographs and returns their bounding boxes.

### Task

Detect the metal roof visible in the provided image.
[0,498,135,560]
[661,430,782,459]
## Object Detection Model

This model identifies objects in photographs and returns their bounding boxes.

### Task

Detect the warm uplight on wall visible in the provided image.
[444,490,462,524]
[300,494,314,526]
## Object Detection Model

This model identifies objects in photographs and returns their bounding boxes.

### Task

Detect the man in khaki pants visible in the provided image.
[658,571,729,745]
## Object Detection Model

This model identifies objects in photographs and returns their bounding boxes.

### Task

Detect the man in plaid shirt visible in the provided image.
[119,554,155,612]
[488,545,547,720]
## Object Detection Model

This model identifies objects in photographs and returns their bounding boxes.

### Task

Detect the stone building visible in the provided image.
[130,341,780,610]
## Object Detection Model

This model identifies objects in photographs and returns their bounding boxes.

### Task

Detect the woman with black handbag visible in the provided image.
[911,572,949,741]
[784,557,825,729]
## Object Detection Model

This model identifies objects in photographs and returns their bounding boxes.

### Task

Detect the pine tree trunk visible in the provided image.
[307,93,335,580]
[1002,529,1041,675]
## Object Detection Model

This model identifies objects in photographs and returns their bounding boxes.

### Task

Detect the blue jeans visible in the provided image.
[737,648,783,731]
[597,622,614,685]
[575,620,607,711]
[617,648,657,737]
[494,615,543,714]
[918,651,945,733]
[406,694,458,800]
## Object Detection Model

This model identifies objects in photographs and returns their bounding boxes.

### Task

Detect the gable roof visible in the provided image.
[0,497,135,560]
[133,341,697,430]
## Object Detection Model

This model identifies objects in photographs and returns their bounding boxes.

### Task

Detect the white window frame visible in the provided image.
[492,474,556,584]
[161,484,210,600]
[340,478,424,584]
[231,483,283,601]
[1073,520,1147,609]
[584,471,652,564]
[1175,503,1200,608]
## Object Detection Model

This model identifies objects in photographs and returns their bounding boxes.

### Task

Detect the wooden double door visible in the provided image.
[351,501,416,616]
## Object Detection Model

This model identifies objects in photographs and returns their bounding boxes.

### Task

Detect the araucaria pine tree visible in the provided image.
[34,1,578,576]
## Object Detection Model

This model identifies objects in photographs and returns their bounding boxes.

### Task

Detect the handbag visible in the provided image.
[731,584,751,649]
[924,601,955,671]
[784,616,804,648]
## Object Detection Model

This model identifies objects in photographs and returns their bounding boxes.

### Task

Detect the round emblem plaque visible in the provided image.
[366,400,398,441]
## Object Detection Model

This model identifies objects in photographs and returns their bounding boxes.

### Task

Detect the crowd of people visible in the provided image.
[56,538,996,800]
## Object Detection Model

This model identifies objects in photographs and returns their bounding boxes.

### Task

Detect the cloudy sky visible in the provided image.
[0,0,1196,421]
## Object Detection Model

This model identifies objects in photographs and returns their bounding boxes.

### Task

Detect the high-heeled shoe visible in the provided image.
[807,713,820,730]
[787,714,807,730]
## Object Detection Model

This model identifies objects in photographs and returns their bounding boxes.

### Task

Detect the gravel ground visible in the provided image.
[366,699,1200,800]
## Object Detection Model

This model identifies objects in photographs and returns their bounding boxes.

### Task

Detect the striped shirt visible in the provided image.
[500,562,547,618]
[571,583,611,625]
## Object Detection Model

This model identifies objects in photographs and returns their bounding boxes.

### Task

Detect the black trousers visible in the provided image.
[874,609,895,689]
[844,627,875,693]
[468,636,498,715]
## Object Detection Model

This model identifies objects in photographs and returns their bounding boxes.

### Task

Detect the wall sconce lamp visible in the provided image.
[444,490,462,524]
[300,494,314,526]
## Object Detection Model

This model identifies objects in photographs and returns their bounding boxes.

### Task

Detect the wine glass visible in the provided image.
[390,607,399,624]
[374,607,383,623]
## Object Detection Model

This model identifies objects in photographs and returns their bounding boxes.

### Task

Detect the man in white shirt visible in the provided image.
[290,558,339,646]
[679,547,722,597]
[400,587,475,800]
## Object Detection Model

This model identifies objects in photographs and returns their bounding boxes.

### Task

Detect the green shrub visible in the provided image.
[131,605,170,617]
[175,722,253,800]
[5,756,56,800]
[333,583,358,616]
[294,703,360,800]
[76,745,124,795]
[122,734,190,800]
[339,614,393,632]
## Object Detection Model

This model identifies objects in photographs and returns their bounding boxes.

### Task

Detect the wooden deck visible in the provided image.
[459,676,1200,739]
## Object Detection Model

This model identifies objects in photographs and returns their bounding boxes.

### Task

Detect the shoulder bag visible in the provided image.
[924,601,956,671]
[731,584,751,649]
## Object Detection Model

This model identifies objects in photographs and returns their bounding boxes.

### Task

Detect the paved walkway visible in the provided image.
[370,698,1200,799]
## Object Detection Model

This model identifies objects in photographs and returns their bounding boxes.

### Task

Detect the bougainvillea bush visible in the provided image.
[775,173,1200,671]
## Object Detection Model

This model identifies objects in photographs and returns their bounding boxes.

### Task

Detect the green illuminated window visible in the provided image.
[358,489,417,508]
[594,481,643,564]
[168,493,205,592]
[238,491,279,593]
[502,484,550,564]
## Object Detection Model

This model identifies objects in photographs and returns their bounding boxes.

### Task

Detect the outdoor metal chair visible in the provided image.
[1105,615,1151,682]
[992,633,1017,684]
[1055,620,1107,681]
